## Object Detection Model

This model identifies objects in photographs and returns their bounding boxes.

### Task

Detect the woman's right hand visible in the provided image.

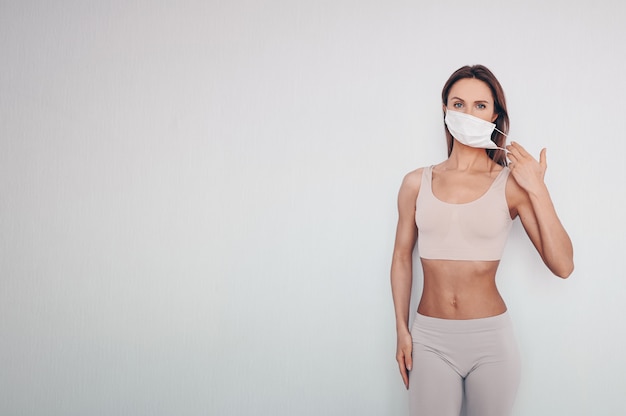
[396,330,413,389]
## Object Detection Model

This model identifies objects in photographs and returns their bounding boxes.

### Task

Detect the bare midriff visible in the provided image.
[417,258,507,320]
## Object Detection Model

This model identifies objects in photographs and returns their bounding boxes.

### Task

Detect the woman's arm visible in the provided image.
[390,169,421,389]
[506,142,574,278]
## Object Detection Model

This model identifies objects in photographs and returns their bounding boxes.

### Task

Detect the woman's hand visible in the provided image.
[506,141,547,194]
[396,330,413,389]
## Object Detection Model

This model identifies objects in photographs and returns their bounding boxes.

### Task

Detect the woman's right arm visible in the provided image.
[390,169,421,389]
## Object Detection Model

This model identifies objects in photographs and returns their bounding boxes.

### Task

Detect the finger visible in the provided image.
[539,148,547,170]
[398,361,409,389]
[510,141,530,157]
[404,345,413,388]
[405,352,413,373]
[505,144,521,160]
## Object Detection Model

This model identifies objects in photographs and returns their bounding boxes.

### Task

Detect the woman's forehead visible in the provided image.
[449,78,493,100]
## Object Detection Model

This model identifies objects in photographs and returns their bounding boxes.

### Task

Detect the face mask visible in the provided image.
[444,109,507,151]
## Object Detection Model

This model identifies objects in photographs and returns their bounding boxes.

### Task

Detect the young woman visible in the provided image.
[390,65,573,416]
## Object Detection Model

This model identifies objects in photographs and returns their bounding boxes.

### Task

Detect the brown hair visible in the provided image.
[441,65,509,167]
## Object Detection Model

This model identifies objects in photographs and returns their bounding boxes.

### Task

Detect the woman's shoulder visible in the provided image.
[398,166,431,200]
[401,166,429,187]
[504,167,531,213]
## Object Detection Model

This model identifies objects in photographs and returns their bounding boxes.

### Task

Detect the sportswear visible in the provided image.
[415,165,512,261]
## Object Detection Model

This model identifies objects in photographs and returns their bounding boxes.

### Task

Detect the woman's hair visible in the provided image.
[441,65,509,167]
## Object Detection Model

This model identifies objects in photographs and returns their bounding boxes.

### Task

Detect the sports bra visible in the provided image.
[415,165,513,261]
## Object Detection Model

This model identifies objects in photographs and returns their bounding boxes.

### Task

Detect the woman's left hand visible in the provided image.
[506,141,547,193]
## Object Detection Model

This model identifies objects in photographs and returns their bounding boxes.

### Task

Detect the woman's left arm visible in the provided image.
[506,141,574,278]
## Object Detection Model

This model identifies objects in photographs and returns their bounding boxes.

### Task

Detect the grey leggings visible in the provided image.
[409,312,521,416]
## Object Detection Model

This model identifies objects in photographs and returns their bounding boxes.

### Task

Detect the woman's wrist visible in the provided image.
[396,324,410,335]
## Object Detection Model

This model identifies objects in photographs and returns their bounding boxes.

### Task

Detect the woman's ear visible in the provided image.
[491,113,498,122]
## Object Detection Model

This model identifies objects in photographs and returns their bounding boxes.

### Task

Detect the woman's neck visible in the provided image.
[445,143,497,172]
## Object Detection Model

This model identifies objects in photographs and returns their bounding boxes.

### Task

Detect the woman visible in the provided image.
[390,65,573,416]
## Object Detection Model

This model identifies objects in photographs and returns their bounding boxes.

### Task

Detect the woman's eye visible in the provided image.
[477,104,486,109]
[453,102,463,108]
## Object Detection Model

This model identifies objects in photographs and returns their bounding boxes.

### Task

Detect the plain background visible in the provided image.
[1,1,625,415]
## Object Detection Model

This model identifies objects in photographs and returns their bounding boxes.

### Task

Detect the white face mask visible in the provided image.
[444,109,507,151]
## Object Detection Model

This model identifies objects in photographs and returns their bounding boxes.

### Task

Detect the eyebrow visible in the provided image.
[450,96,491,104]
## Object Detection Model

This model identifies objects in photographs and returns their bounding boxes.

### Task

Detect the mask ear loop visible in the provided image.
[493,128,516,167]
[494,127,510,153]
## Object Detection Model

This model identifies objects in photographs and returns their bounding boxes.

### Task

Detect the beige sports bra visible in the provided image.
[415,165,513,261]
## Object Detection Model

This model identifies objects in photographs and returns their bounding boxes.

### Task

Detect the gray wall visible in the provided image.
[1,1,624,415]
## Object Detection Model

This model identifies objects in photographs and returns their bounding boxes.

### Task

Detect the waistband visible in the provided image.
[413,311,512,333]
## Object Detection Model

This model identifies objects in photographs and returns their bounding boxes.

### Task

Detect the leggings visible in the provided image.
[409,312,521,416]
